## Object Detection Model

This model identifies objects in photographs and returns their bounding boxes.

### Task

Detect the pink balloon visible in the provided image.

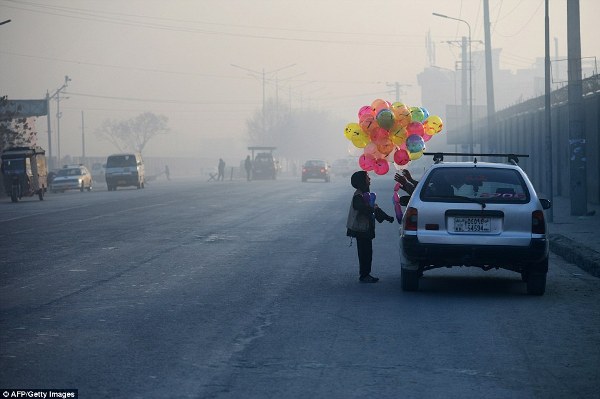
[371,98,391,115]
[373,158,390,175]
[363,142,378,156]
[370,127,390,143]
[359,114,377,134]
[359,154,375,171]
[423,133,433,142]
[358,105,372,119]
[406,121,425,137]
[394,149,410,165]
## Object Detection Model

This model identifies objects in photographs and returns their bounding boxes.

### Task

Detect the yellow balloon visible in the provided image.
[390,126,407,146]
[351,134,370,148]
[424,115,443,134]
[409,150,424,161]
[344,122,362,140]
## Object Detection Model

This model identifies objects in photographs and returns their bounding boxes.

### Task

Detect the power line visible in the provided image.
[3,0,428,39]
[64,91,257,105]
[0,0,431,47]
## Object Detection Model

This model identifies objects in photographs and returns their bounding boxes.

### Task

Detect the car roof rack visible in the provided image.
[424,152,529,165]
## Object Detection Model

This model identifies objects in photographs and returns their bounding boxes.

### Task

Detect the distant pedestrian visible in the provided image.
[164,165,170,181]
[244,155,252,181]
[218,158,225,181]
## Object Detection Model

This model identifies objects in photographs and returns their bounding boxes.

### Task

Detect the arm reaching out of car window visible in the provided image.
[394,172,416,195]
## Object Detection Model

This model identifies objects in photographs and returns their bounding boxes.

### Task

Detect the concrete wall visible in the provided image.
[479,76,599,205]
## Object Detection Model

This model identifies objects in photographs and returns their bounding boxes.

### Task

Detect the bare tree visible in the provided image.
[96,112,169,153]
[0,96,36,153]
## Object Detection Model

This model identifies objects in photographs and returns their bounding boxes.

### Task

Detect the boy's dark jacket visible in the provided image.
[346,171,394,239]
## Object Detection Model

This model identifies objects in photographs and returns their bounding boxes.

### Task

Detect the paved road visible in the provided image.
[1,177,599,399]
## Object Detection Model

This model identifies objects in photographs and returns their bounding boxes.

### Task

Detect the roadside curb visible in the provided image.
[549,234,600,278]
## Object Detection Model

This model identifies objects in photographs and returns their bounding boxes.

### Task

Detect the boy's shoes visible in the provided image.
[359,275,379,283]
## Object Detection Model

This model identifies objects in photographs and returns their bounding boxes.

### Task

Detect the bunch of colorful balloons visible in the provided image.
[343,99,444,175]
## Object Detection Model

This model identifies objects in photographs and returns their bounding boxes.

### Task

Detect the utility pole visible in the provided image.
[386,82,409,102]
[462,36,470,153]
[47,75,71,168]
[567,0,587,215]
[544,0,554,222]
[45,91,53,169]
[81,111,86,163]
[483,0,496,153]
[231,63,296,137]
[433,12,473,153]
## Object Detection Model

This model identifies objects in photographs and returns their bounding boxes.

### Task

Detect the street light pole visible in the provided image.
[433,12,473,153]
[47,75,71,168]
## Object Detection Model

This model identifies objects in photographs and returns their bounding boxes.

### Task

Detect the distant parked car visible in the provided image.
[302,160,330,182]
[50,165,93,193]
[398,153,552,295]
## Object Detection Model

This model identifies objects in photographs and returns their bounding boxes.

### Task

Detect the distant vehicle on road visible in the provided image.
[252,152,277,180]
[105,153,145,191]
[301,160,330,182]
[1,146,48,202]
[398,153,552,295]
[50,164,93,193]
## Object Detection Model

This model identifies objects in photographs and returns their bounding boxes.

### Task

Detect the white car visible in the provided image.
[50,165,93,193]
[399,154,552,295]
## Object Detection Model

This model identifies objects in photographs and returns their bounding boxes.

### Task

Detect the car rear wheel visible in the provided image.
[526,272,547,295]
[401,268,420,291]
[526,258,548,295]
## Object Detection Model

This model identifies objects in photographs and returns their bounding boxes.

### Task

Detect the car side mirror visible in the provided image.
[539,198,552,210]
[400,195,411,206]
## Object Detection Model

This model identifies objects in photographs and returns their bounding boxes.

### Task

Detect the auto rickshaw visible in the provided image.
[1,146,48,202]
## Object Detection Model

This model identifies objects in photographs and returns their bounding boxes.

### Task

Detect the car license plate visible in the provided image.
[453,217,491,232]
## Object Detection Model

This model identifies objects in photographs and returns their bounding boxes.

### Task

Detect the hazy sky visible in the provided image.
[1,0,598,161]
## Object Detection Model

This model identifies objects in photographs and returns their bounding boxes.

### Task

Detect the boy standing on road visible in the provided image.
[346,171,394,283]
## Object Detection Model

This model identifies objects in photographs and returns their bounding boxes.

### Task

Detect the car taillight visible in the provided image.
[532,210,546,234]
[403,207,418,231]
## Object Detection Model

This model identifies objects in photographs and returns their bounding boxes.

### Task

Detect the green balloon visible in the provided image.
[376,109,395,130]
[410,106,425,122]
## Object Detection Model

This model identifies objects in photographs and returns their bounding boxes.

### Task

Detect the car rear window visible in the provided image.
[420,167,530,203]
[107,155,137,167]
[57,168,82,176]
